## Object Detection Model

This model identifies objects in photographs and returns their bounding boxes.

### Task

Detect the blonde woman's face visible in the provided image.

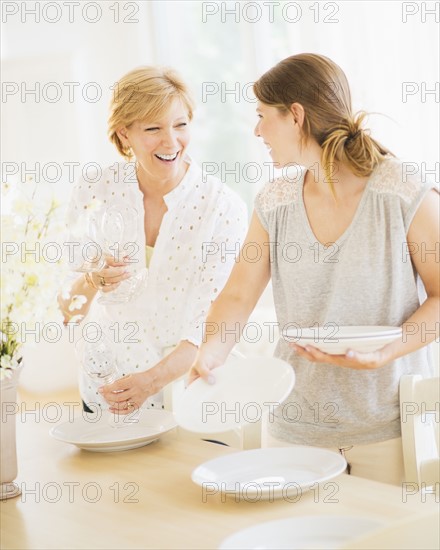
[254,101,300,167]
[121,98,191,180]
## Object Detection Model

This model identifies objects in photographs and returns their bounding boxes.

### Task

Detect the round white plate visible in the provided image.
[282,325,402,355]
[219,515,385,549]
[192,446,347,500]
[174,356,295,433]
[50,409,176,452]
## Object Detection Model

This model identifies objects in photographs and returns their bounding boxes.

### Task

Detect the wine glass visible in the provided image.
[76,335,139,428]
[90,204,148,305]
[67,210,106,273]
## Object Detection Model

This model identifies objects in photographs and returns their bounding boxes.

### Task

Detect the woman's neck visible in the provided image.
[136,161,189,201]
[304,159,369,200]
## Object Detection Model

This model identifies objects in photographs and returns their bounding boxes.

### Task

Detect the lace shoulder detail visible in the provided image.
[369,157,425,204]
[256,174,301,213]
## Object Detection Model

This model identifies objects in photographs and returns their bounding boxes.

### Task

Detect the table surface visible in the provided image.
[1,393,438,550]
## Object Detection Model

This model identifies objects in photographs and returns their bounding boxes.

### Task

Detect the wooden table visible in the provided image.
[1,394,438,550]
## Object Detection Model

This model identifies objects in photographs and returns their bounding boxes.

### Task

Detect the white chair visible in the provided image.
[400,375,440,491]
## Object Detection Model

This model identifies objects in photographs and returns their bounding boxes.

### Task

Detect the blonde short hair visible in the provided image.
[108,66,195,160]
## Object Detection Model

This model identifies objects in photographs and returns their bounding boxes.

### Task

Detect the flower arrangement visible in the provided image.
[0,178,73,380]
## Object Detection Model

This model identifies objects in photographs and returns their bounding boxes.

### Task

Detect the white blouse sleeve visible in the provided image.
[180,193,248,346]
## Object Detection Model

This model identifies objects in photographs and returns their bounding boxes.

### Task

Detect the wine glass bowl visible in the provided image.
[100,204,137,262]
[67,210,106,273]
[82,338,119,385]
[90,204,148,305]
[75,335,138,428]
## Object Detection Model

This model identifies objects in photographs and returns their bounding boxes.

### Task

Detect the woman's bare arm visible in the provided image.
[189,212,272,382]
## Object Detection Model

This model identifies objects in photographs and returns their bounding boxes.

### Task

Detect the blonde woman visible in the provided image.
[190,53,439,485]
[59,67,247,414]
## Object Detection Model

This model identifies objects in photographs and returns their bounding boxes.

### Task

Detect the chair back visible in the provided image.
[400,374,440,489]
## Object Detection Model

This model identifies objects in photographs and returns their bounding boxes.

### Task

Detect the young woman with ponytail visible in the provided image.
[189,53,439,485]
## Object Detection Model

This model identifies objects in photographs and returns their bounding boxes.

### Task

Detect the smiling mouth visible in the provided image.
[154,151,180,162]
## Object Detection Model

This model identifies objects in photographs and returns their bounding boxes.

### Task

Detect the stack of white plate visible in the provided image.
[282,325,402,355]
[50,409,176,452]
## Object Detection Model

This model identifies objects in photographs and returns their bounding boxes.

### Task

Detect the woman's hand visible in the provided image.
[188,352,223,385]
[98,370,161,414]
[90,255,131,293]
[289,343,392,370]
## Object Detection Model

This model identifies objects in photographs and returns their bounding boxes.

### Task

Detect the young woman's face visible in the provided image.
[120,98,191,180]
[254,101,301,167]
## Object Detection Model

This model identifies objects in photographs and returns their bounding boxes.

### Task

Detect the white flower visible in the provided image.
[11,196,34,217]
[0,354,19,370]
[60,281,72,301]
[68,294,87,312]
[1,179,68,369]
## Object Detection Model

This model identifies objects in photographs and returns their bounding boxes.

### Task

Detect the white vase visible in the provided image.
[0,365,22,500]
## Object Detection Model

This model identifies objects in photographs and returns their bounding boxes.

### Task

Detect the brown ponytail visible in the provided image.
[253,54,394,197]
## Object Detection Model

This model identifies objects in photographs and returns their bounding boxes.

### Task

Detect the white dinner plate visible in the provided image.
[219,515,385,549]
[192,446,347,500]
[282,325,402,355]
[50,409,177,452]
[174,356,295,433]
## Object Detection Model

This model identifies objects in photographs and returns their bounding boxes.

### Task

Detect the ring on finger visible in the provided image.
[127,400,135,409]
[99,275,112,287]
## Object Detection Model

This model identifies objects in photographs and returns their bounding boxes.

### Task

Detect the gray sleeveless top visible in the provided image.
[254,157,437,447]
